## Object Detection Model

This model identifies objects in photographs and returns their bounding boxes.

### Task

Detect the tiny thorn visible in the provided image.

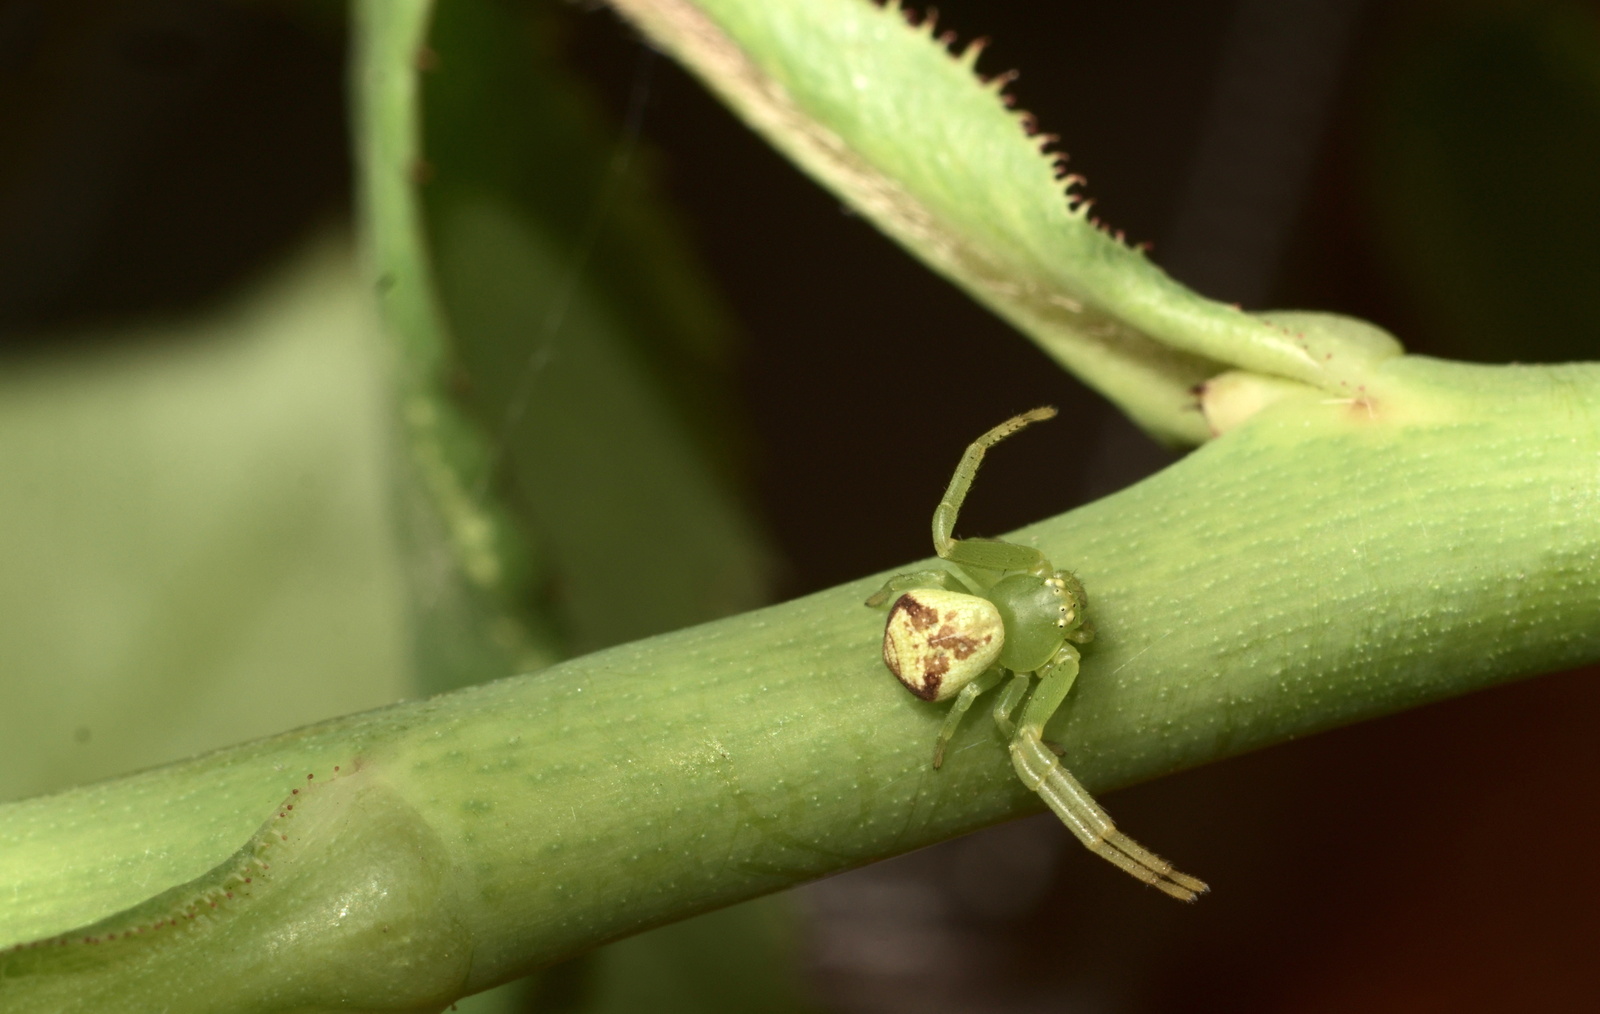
[932,742,947,769]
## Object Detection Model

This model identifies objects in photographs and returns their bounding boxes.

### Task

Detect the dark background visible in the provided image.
[4,0,1600,1010]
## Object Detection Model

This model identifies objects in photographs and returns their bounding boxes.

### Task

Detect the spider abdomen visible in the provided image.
[882,589,1004,701]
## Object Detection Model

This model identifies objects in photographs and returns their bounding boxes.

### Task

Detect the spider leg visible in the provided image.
[864,568,970,608]
[941,537,1049,575]
[931,408,1056,576]
[931,667,1005,768]
[1010,643,1209,902]
[990,671,1032,739]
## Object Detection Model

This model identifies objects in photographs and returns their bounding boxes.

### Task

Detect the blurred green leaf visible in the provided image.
[459,895,819,1014]
[357,0,771,684]
[357,0,563,693]
[357,2,791,1010]
[564,895,818,1014]
[0,237,412,803]
[419,0,773,654]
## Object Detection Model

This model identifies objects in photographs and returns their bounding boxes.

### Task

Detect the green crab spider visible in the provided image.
[866,407,1209,902]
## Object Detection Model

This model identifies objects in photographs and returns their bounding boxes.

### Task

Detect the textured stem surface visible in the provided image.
[5,357,1600,1008]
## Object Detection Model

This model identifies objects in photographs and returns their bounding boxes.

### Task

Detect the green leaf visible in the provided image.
[357,0,772,688]
[0,239,411,804]
[603,0,1403,443]
[356,0,562,691]
[357,2,788,1009]
[418,0,774,651]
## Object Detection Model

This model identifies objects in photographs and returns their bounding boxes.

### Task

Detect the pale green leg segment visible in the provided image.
[864,568,969,608]
[932,408,1056,576]
[931,668,1005,769]
[992,673,1064,755]
[1010,643,1210,902]
[940,537,1049,575]
[991,672,1032,739]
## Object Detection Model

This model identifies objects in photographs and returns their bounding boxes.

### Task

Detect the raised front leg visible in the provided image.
[1010,643,1210,902]
[931,408,1056,576]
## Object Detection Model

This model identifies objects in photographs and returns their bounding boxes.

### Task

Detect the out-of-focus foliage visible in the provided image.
[2,0,808,1009]
[1365,1,1600,363]
[358,2,801,1006]
[0,239,410,803]
[418,0,772,659]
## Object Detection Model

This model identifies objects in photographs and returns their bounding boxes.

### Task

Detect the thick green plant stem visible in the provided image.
[6,357,1600,1009]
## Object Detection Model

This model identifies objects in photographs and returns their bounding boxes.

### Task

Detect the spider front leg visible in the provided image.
[931,667,1005,769]
[864,568,970,608]
[1009,643,1210,902]
[990,673,1070,755]
[991,671,1032,739]
[932,408,1056,578]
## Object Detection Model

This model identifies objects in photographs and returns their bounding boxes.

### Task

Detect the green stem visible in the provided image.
[5,356,1600,1010]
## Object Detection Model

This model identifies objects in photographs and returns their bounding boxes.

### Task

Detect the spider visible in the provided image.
[866,407,1208,901]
